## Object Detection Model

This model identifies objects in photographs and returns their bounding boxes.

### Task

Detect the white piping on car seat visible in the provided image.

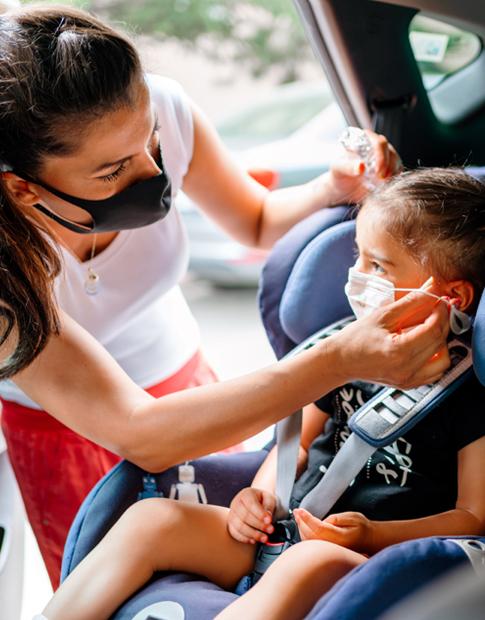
[131,600,185,620]
[447,539,485,577]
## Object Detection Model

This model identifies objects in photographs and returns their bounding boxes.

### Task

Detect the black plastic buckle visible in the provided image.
[250,518,299,585]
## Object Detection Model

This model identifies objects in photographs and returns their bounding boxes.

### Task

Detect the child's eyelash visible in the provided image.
[101,163,127,183]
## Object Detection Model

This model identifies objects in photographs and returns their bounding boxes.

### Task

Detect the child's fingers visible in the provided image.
[295,508,331,529]
[295,513,339,542]
[324,513,350,527]
[261,491,276,519]
[294,513,316,540]
[294,509,323,535]
[295,509,345,539]
[240,492,270,524]
[238,493,274,532]
[236,509,272,534]
[229,515,268,544]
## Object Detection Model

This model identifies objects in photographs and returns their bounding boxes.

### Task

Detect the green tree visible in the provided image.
[91,0,312,82]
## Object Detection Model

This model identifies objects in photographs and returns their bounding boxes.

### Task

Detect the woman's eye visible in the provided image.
[101,162,127,183]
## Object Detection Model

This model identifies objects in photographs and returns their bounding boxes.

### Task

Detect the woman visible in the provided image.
[0,5,448,587]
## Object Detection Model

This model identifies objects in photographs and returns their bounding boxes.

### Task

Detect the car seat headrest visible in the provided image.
[473,293,485,385]
[279,220,355,343]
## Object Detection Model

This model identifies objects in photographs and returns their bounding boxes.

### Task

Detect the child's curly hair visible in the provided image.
[361,167,485,299]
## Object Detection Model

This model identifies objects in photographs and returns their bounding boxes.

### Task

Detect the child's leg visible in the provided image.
[43,498,257,620]
[215,539,367,620]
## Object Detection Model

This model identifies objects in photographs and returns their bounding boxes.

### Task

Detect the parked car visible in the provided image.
[178,81,346,286]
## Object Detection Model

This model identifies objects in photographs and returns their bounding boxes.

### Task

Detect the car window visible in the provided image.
[217,85,334,149]
[409,15,483,123]
[409,15,481,89]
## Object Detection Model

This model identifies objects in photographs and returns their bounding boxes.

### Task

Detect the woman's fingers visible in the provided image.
[338,293,450,388]
[365,130,402,179]
[365,131,390,178]
[393,305,451,385]
[401,344,451,389]
[331,158,366,178]
[379,286,445,331]
[371,293,451,387]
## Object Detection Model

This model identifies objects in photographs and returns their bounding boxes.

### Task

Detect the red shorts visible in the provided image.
[0,350,234,589]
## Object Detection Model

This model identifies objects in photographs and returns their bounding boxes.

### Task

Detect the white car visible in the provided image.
[178,82,346,286]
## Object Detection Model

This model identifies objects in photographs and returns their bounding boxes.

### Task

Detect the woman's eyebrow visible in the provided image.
[92,111,160,174]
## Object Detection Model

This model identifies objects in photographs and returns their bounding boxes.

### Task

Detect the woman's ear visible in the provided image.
[442,280,475,312]
[1,172,41,207]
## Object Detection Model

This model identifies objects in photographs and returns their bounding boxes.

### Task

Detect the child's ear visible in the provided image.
[442,280,475,312]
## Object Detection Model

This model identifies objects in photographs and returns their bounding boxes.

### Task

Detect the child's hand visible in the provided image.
[294,508,374,554]
[228,487,276,544]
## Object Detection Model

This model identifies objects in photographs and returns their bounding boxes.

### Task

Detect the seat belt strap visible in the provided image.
[273,411,374,521]
[272,317,356,520]
[274,410,302,521]
[299,433,376,518]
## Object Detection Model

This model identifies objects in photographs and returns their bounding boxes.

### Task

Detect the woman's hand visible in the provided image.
[294,508,374,554]
[227,487,277,544]
[323,130,402,205]
[330,290,450,389]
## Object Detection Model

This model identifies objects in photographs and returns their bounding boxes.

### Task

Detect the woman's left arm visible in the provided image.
[294,436,485,555]
[182,103,399,249]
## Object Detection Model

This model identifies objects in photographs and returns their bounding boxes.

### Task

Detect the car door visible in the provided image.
[294,0,485,167]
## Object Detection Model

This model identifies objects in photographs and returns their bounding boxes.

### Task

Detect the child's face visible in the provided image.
[355,206,432,301]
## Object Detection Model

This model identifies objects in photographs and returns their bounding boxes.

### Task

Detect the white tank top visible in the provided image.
[0,74,200,408]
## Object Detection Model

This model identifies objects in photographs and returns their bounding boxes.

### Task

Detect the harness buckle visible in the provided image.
[250,517,299,585]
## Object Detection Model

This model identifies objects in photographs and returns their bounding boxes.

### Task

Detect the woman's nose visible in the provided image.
[137,149,162,180]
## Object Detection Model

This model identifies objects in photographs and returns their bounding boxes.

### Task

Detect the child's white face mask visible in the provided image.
[344,266,472,335]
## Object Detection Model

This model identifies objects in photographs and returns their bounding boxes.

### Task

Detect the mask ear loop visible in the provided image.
[394,288,473,336]
[448,298,473,335]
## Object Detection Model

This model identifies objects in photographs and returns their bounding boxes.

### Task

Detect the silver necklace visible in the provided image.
[84,234,100,295]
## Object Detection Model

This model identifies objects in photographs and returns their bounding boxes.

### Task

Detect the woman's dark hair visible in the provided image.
[362,167,485,299]
[0,5,143,378]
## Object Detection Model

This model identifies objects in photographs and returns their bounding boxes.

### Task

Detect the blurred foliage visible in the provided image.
[74,0,311,82]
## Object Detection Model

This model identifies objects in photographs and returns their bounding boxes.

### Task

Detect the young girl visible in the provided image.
[39,167,485,620]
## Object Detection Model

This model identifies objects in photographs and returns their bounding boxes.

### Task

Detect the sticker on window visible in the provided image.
[409,31,449,63]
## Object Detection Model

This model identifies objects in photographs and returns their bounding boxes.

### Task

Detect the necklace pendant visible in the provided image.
[85,267,100,295]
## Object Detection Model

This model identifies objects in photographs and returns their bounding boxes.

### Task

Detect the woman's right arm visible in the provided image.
[12,292,449,473]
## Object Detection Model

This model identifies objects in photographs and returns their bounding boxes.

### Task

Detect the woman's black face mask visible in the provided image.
[24,149,172,234]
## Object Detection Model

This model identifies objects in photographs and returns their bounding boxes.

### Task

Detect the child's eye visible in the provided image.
[371,261,386,274]
[101,162,127,183]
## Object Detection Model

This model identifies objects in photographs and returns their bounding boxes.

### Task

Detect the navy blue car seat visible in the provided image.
[62,205,485,619]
